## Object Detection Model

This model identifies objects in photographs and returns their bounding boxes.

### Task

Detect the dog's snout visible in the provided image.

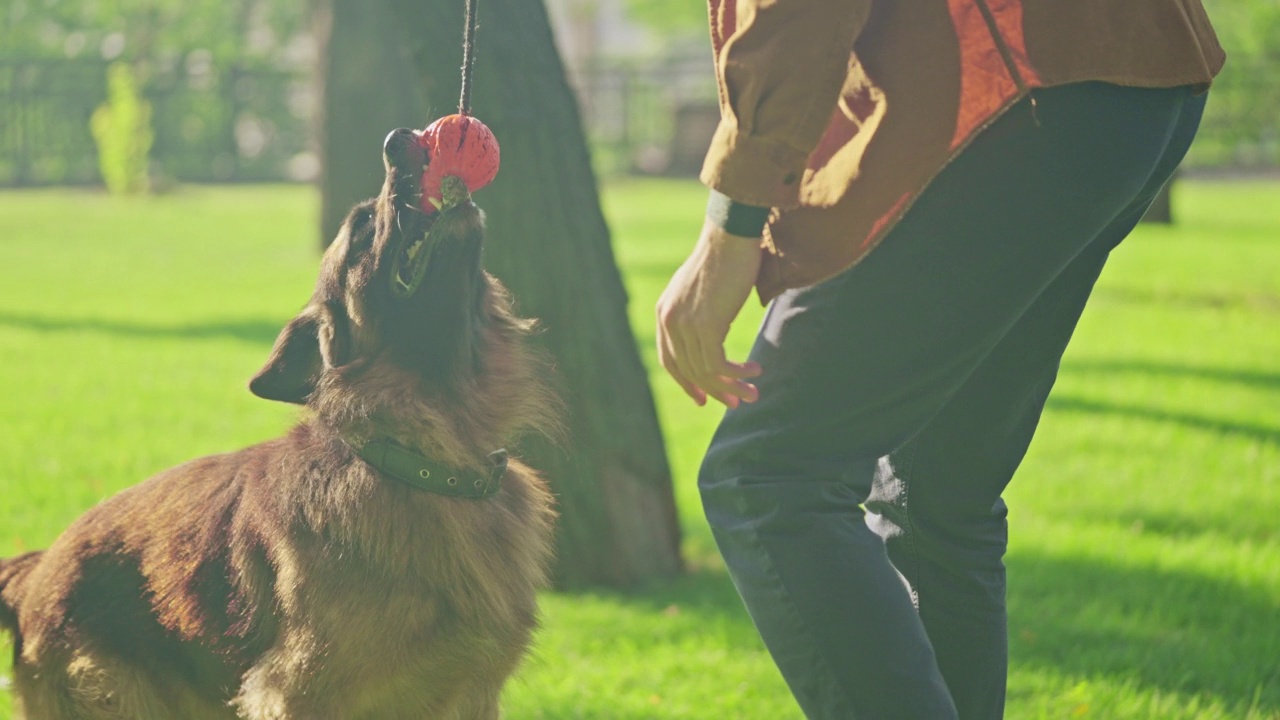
[383,127,416,154]
[384,128,426,170]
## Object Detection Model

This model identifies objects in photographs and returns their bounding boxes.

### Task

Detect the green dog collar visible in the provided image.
[355,440,506,499]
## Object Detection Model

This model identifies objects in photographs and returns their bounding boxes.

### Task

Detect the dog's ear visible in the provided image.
[250,303,354,404]
[316,300,352,370]
[250,312,322,404]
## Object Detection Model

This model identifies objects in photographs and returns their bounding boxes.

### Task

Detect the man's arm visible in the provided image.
[701,0,873,209]
[657,0,871,407]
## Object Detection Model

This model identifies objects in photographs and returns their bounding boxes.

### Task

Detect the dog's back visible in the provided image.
[0,551,41,637]
[0,442,284,719]
[1,426,554,719]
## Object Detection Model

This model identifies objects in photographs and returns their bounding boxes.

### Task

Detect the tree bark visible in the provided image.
[316,0,428,249]
[317,0,684,588]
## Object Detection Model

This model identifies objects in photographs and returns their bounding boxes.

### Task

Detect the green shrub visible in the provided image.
[90,62,154,194]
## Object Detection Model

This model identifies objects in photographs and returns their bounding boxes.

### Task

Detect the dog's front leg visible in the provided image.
[232,638,338,720]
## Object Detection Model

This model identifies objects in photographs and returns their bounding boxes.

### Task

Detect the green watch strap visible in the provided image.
[355,440,506,499]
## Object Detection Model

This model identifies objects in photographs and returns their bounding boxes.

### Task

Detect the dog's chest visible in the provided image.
[245,556,528,717]
[236,463,551,715]
[260,504,537,682]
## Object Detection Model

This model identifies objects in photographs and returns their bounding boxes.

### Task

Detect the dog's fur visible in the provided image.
[0,130,558,719]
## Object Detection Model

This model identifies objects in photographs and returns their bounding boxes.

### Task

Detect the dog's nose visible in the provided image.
[383,127,426,170]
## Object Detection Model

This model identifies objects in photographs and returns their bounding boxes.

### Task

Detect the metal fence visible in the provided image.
[1,54,1275,188]
[567,52,720,176]
[0,60,105,186]
[0,57,313,187]
[1182,59,1280,169]
[569,55,1280,177]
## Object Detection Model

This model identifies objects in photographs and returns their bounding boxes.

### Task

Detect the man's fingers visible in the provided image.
[667,326,707,401]
[708,390,741,410]
[657,325,708,405]
[675,372,708,406]
[675,376,706,404]
[705,376,758,405]
[720,359,763,379]
[660,308,720,407]
[657,301,758,408]
[691,336,759,406]
[659,351,706,405]
[727,377,760,404]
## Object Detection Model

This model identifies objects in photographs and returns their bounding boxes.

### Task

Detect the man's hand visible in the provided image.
[656,219,764,408]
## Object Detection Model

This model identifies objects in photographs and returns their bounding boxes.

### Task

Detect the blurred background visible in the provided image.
[3,0,1274,189]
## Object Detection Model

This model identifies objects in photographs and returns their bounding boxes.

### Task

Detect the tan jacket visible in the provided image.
[700,0,1226,301]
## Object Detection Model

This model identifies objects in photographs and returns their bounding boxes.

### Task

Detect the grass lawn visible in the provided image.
[1,178,1277,718]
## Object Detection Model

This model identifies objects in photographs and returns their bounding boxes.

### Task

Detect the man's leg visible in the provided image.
[861,229,1115,719]
[699,82,1203,719]
[863,87,1207,719]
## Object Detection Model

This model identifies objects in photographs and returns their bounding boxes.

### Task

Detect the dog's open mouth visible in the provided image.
[389,175,477,299]
[391,214,437,298]
[382,127,437,300]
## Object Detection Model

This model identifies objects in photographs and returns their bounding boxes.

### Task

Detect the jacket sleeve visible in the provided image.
[700,0,872,209]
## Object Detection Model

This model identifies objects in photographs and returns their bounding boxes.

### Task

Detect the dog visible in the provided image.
[0,127,559,719]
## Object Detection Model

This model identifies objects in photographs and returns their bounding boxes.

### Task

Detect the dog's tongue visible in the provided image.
[417,114,500,213]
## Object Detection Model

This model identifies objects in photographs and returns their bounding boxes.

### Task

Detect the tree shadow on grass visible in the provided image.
[555,569,765,653]
[1006,550,1280,713]
[1046,395,1280,445]
[1059,358,1280,391]
[503,701,718,720]
[567,554,1280,714]
[0,311,284,345]
[1092,286,1280,313]
[1096,507,1278,545]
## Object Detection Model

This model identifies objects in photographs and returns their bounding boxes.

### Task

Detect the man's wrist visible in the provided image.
[706,190,770,238]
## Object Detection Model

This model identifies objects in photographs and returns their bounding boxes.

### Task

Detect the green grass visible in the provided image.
[1,179,1277,718]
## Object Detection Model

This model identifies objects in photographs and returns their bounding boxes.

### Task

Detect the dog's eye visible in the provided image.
[351,223,374,251]
[348,210,375,252]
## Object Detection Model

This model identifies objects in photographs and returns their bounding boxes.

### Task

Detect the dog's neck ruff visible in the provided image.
[354,439,506,499]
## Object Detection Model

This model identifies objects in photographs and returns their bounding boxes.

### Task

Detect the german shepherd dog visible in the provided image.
[0,128,558,719]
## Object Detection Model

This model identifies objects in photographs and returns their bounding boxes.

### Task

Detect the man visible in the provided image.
[655,2,1224,718]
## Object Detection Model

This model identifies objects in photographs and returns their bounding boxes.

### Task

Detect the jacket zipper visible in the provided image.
[972,0,1039,124]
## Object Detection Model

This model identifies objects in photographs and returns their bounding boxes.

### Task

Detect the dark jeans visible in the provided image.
[699,82,1207,720]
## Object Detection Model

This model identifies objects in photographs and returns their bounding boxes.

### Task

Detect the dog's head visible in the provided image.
[248,128,554,454]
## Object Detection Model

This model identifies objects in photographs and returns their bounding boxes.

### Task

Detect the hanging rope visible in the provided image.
[458,0,479,115]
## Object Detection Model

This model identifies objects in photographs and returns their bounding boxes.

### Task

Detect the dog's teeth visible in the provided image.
[406,237,428,261]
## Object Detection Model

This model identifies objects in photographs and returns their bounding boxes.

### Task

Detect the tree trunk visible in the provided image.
[317,0,684,588]
[1141,170,1176,224]
[316,0,428,248]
